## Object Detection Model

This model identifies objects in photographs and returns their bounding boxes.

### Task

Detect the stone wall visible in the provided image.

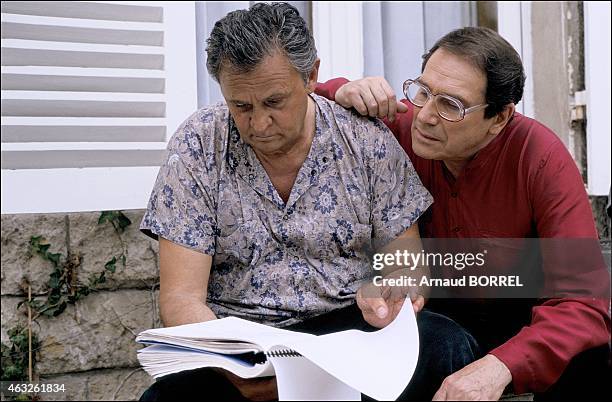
[1,210,158,401]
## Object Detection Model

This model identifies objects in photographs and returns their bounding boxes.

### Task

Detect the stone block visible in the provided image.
[1,211,160,298]
[1,213,68,296]
[2,289,161,376]
[68,210,160,290]
[39,367,154,401]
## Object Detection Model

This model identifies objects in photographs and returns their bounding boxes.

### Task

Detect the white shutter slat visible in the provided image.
[2,142,167,169]
[3,142,168,151]
[2,117,167,143]
[2,66,166,77]
[1,73,164,93]
[1,2,163,23]
[1,116,167,125]
[1,124,166,143]
[1,21,164,46]
[2,47,164,69]
[2,38,165,54]
[2,100,165,117]
[1,2,197,214]
[2,90,165,101]
[1,12,165,30]
[1,150,165,169]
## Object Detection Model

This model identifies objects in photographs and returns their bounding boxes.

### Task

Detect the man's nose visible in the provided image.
[250,108,272,133]
[416,98,439,126]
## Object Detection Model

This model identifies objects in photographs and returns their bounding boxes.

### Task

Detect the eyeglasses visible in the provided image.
[403,79,488,122]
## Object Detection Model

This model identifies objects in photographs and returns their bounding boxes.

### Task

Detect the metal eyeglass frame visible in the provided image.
[403,79,488,122]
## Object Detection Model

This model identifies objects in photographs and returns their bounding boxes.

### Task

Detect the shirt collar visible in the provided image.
[227,94,335,210]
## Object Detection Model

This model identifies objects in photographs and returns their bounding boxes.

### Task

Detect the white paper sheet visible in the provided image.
[285,300,419,401]
[268,349,361,401]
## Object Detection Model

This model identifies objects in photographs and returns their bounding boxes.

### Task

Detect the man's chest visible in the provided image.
[419,167,534,238]
[213,169,373,266]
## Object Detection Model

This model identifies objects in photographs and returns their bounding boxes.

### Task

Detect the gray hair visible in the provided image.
[205,2,317,84]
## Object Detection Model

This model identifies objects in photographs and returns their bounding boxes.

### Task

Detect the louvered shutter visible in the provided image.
[1,1,197,213]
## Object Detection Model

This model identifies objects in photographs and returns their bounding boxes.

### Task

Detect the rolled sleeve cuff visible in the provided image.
[490,340,534,395]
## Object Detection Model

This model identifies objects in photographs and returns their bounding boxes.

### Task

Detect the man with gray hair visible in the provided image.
[138,3,476,400]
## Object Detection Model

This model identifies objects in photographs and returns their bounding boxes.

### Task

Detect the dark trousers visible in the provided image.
[140,305,480,401]
[533,343,611,401]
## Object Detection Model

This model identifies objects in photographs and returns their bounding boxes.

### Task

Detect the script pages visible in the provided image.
[137,300,419,400]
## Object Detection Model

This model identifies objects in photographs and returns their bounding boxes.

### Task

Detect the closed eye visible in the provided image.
[265,98,284,108]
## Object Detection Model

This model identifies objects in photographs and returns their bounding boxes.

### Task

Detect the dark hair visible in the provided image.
[206,2,317,84]
[421,27,525,119]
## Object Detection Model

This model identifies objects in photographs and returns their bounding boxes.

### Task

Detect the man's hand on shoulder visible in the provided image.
[432,354,512,401]
[335,77,408,122]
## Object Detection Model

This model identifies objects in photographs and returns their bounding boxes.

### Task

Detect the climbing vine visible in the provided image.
[0,211,131,388]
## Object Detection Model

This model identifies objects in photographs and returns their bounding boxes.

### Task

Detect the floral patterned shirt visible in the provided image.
[141,94,433,327]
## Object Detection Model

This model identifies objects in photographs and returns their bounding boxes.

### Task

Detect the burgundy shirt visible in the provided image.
[317,78,610,393]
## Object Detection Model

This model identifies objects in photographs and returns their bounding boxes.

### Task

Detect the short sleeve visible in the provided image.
[140,116,218,256]
[364,118,433,249]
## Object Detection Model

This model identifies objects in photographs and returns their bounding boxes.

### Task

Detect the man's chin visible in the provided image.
[412,142,438,160]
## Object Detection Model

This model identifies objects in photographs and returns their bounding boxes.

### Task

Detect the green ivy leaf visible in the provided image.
[47,252,61,267]
[98,210,131,232]
[104,257,117,273]
[116,212,132,231]
[98,211,115,225]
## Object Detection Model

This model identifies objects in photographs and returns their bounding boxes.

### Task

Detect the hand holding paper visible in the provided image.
[356,268,425,328]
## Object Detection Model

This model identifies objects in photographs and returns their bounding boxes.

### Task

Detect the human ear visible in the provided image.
[489,103,515,136]
[305,59,321,93]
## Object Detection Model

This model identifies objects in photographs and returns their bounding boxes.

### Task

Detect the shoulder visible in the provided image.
[165,102,230,172]
[503,112,574,168]
[312,94,400,159]
[313,93,390,133]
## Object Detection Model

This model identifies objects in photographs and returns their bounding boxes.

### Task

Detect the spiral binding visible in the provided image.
[265,349,302,358]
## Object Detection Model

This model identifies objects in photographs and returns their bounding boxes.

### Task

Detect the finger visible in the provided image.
[379,79,398,121]
[351,94,370,116]
[360,89,379,118]
[355,288,369,312]
[357,289,389,319]
[368,82,390,119]
[369,297,389,319]
[396,100,409,113]
[412,295,425,313]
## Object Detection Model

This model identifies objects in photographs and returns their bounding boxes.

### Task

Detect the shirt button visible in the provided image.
[452,226,462,233]
[311,169,317,176]
[322,157,328,163]
[283,215,289,221]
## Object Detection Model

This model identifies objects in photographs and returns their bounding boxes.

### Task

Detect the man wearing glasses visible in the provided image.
[317,27,610,400]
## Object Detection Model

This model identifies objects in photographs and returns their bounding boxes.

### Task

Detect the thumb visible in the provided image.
[369,297,389,319]
[396,101,409,113]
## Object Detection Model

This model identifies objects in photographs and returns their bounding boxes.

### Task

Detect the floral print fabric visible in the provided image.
[141,94,433,327]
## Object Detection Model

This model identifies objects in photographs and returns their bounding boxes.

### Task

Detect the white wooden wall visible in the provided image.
[584,1,611,196]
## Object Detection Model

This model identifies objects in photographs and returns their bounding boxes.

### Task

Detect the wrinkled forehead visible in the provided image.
[421,49,487,100]
[219,52,302,99]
